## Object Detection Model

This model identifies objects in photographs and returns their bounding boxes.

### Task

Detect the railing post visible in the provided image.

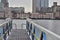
[32,34,34,40]
[6,23,9,36]
[32,26,35,40]
[3,24,7,40]
[29,23,32,35]
[9,22,11,32]
[4,34,6,40]
[6,23,8,31]
[9,21,12,32]
[2,25,4,40]
[29,23,30,35]
[40,32,43,40]
[10,21,12,31]
[9,22,10,32]
[26,21,29,32]
[26,21,27,30]
[40,32,47,40]
[0,27,3,40]
[43,32,47,40]
[7,23,9,36]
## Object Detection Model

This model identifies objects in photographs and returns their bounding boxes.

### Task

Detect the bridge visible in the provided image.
[0,18,60,40]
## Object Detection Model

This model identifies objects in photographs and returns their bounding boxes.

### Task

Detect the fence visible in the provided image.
[26,18,60,40]
[0,20,12,40]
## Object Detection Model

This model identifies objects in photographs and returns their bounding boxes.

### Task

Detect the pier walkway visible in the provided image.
[0,18,60,40]
[8,29,31,40]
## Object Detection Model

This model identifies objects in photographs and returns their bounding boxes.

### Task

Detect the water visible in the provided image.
[0,19,26,29]
[33,20,60,36]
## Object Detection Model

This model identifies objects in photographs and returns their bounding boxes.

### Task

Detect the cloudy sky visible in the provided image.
[8,0,60,13]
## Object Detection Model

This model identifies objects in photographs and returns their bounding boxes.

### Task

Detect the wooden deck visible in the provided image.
[8,29,31,40]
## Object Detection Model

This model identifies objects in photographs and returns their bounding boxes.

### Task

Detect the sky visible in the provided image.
[8,0,60,13]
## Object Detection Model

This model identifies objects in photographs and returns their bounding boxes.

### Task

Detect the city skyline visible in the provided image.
[32,0,49,13]
[8,0,60,13]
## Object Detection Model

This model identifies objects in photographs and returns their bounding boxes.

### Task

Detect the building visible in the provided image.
[30,13,53,19]
[39,2,60,19]
[0,2,4,12]
[40,7,52,13]
[4,7,12,18]
[16,13,30,19]
[10,7,25,18]
[0,0,10,18]
[52,2,60,19]
[10,7,25,13]
[0,1,4,18]
[2,0,10,18]
[1,0,9,7]
[32,0,49,13]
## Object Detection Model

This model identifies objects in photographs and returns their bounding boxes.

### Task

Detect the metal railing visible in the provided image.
[0,20,12,40]
[26,18,60,40]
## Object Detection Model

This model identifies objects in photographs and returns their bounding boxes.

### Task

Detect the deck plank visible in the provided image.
[8,29,31,40]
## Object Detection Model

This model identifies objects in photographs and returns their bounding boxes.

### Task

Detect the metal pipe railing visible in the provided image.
[26,18,60,40]
[0,20,12,40]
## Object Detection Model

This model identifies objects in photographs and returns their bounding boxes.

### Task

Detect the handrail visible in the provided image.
[0,20,11,28]
[27,18,60,40]
[0,19,12,40]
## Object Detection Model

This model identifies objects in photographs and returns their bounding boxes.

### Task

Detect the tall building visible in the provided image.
[0,0,5,18]
[32,0,49,13]
[0,0,10,18]
[1,0,9,7]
